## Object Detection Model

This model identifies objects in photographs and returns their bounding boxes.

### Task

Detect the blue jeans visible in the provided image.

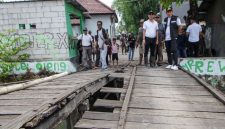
[128,47,134,60]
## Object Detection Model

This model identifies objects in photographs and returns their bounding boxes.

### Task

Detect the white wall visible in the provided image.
[0,0,69,60]
[85,15,114,38]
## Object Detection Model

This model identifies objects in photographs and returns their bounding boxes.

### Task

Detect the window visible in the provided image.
[19,24,26,29]
[30,24,36,29]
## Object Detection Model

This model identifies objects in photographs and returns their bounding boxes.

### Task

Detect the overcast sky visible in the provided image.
[99,0,113,7]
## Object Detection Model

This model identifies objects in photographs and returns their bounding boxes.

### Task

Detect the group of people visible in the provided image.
[134,7,202,70]
[77,21,119,71]
[77,8,203,71]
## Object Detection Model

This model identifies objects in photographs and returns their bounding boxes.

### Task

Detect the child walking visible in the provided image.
[111,38,119,66]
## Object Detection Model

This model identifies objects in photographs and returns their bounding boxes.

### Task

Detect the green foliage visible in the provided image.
[0,30,31,82]
[113,0,159,34]
[160,0,186,8]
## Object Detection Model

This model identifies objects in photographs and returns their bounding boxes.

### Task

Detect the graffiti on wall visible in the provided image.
[10,32,78,58]
[13,32,72,49]
[179,58,225,75]
[10,61,76,74]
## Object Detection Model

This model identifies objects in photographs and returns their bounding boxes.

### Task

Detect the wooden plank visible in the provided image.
[76,112,225,127]
[125,114,225,127]
[94,99,123,108]
[0,115,18,126]
[134,84,205,90]
[100,87,126,94]
[118,66,136,129]
[9,89,66,95]
[75,119,117,129]
[136,72,190,78]
[94,99,225,113]
[0,106,37,115]
[128,102,225,113]
[82,111,119,121]
[132,88,211,96]
[28,85,75,90]
[131,96,222,105]
[132,92,212,98]
[180,67,225,105]
[124,122,217,129]
[127,108,225,120]
[0,99,44,106]
[135,76,199,85]
[0,94,57,99]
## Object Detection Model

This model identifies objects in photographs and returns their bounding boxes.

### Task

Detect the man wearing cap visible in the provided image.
[155,13,165,66]
[96,21,109,71]
[143,11,159,67]
[164,7,182,70]
[77,27,93,70]
[186,17,202,57]
[136,19,145,65]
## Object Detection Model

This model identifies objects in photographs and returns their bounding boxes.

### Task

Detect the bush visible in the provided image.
[0,30,31,82]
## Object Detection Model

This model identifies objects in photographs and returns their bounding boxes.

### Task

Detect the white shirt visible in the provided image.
[165,17,181,41]
[97,29,105,49]
[78,34,93,47]
[186,23,202,42]
[143,20,158,38]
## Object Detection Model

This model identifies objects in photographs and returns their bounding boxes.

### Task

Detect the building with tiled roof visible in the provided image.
[76,0,118,38]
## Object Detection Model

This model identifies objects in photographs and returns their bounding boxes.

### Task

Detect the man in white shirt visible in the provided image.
[164,8,182,70]
[143,11,159,67]
[186,17,202,57]
[77,27,93,70]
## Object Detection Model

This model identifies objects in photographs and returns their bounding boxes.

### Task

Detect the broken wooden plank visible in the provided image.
[82,111,119,121]
[100,87,126,94]
[94,99,123,108]
[75,119,117,129]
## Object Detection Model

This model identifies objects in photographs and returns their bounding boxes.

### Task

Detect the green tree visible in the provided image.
[113,0,159,34]
[0,30,31,82]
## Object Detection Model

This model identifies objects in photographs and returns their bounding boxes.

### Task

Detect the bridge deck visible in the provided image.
[0,71,111,129]
[75,66,225,129]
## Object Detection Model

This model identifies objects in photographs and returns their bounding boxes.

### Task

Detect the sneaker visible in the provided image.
[166,65,172,69]
[171,65,179,70]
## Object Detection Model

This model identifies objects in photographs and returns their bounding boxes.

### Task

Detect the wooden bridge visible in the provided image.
[75,66,225,129]
[0,57,225,129]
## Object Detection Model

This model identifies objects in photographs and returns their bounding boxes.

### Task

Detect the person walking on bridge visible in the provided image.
[136,19,145,65]
[77,27,93,70]
[164,7,182,70]
[143,11,159,67]
[186,17,202,57]
[97,21,109,71]
[155,13,165,66]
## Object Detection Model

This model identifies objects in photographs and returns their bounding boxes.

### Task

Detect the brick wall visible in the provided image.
[0,0,70,60]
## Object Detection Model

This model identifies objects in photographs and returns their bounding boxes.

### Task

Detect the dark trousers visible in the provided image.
[79,50,82,65]
[155,42,163,65]
[178,48,187,58]
[165,39,178,66]
[189,42,199,57]
[95,50,100,67]
[144,37,156,66]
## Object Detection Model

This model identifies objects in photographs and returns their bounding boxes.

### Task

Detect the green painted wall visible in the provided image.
[64,1,85,58]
